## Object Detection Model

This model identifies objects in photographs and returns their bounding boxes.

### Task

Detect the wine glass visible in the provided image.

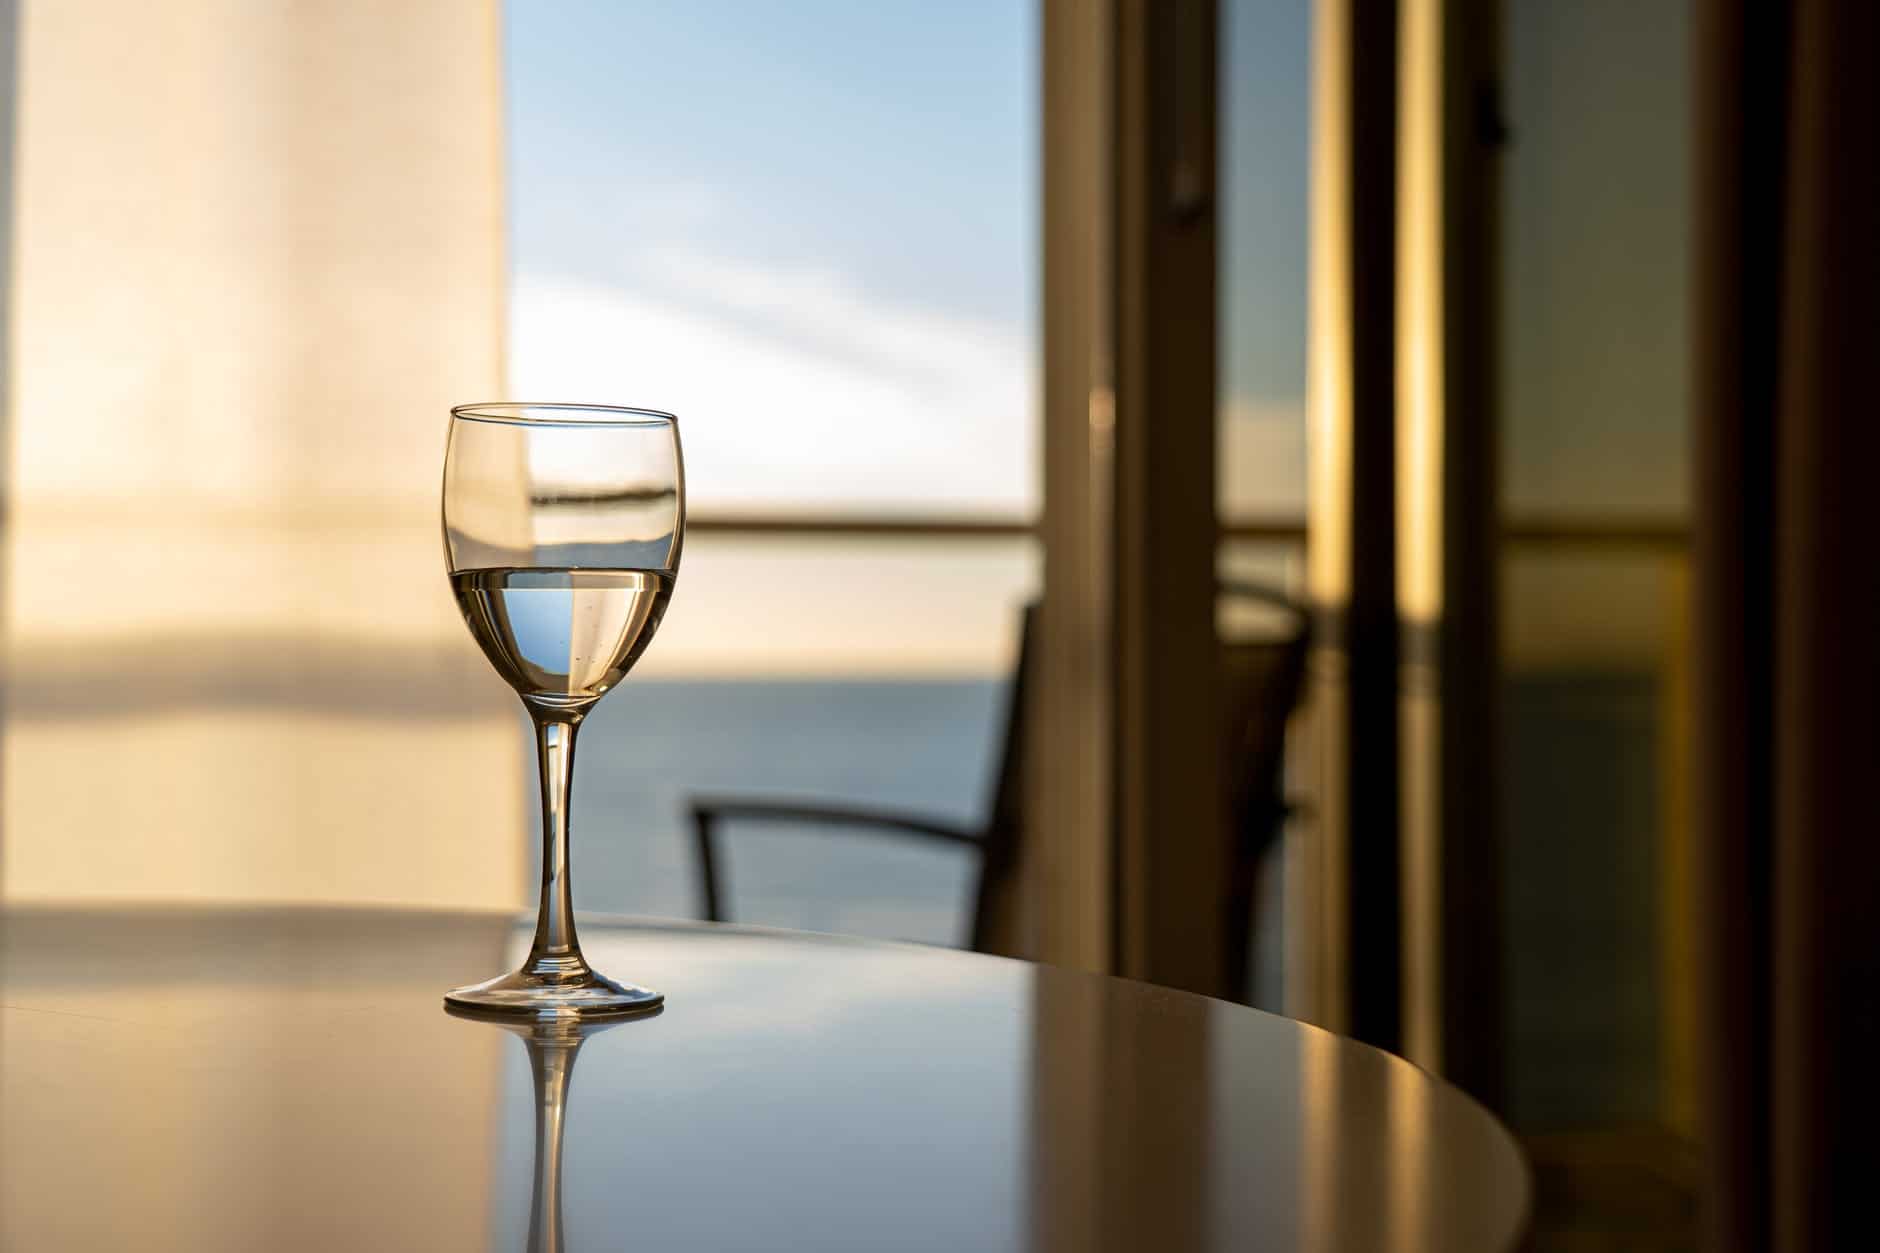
[441,402,683,1018]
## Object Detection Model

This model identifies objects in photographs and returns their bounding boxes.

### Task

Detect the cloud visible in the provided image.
[511,259,1036,514]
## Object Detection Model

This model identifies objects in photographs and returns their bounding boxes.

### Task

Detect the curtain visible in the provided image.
[1695,0,1880,1247]
[3,0,522,906]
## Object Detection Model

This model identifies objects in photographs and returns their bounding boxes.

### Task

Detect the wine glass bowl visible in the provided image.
[442,403,682,1019]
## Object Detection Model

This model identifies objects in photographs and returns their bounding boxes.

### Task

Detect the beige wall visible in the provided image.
[4,0,524,904]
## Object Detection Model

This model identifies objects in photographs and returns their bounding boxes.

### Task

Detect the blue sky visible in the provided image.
[505,0,1312,518]
[1219,0,1311,513]
[508,0,1033,329]
[505,0,1038,514]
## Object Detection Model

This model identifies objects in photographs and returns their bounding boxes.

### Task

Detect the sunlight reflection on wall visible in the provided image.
[3,0,524,905]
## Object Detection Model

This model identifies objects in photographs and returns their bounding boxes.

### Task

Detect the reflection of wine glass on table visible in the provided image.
[441,403,683,1019]
[447,1003,654,1253]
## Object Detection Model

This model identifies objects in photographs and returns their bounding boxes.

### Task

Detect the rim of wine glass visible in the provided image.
[451,401,677,427]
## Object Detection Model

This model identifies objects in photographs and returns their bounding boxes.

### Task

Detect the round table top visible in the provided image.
[0,906,1527,1252]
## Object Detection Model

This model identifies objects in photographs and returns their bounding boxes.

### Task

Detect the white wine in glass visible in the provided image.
[450,568,674,710]
[441,403,683,1019]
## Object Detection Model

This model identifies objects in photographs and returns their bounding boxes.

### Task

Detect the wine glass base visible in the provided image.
[445,968,664,1020]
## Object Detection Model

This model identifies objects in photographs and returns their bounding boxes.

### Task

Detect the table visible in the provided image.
[0,906,1527,1251]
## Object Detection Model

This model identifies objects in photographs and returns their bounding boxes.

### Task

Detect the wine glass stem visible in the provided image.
[527,713,586,974]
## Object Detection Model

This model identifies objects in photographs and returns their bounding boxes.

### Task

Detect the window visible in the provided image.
[1218,0,1312,1007]
[1498,0,1696,1159]
[505,0,1039,938]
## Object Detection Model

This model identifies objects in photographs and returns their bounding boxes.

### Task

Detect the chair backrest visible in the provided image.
[965,603,1036,951]
[1217,627,1310,997]
[966,588,1308,994]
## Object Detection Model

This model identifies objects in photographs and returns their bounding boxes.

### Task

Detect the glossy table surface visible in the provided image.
[0,906,1527,1251]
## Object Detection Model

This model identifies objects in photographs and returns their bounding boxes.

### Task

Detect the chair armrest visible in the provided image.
[687,796,981,922]
[689,796,979,846]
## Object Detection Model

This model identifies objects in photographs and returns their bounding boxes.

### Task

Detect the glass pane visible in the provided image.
[1218,0,1311,521]
[1503,0,1691,518]
[1218,0,1311,1011]
[1501,547,1690,1129]
[1497,0,1697,1233]
[504,3,1041,944]
[506,0,1037,517]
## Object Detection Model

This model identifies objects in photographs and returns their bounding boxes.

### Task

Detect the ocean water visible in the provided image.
[543,677,1011,946]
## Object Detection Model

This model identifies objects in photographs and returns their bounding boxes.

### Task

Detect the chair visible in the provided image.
[687,584,1307,994]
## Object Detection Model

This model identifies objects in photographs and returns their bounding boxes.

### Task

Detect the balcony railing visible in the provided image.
[689,513,1688,550]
